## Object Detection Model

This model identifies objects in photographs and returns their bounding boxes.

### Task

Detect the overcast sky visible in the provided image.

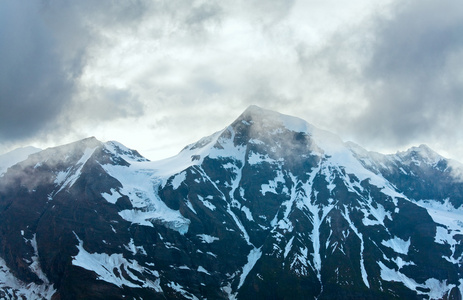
[1,0,463,162]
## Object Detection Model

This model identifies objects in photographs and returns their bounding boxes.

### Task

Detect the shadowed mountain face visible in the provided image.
[0,106,462,299]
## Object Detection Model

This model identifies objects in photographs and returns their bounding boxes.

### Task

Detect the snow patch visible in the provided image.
[72,234,161,291]
[197,266,210,275]
[171,171,186,190]
[361,202,392,227]
[118,208,190,234]
[0,256,55,299]
[413,199,463,263]
[342,207,370,288]
[261,170,286,195]
[241,206,254,221]
[381,237,410,255]
[197,234,219,243]
[124,238,147,256]
[248,152,276,165]
[198,195,216,211]
[237,247,262,290]
[101,188,122,204]
[167,282,199,300]
[379,261,455,299]
[101,162,190,234]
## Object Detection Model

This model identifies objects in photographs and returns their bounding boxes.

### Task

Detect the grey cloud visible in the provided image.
[0,1,75,142]
[365,0,463,80]
[356,0,463,147]
[5,0,463,163]
[296,0,463,153]
[0,0,296,148]
[0,0,158,145]
[71,86,145,122]
[185,1,223,28]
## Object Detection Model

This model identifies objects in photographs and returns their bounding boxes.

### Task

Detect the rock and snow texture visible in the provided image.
[100,145,191,234]
[0,106,462,299]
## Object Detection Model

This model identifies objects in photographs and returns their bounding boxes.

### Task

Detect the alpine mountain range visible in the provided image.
[0,105,462,299]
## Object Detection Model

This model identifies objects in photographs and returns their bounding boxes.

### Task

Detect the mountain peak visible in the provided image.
[180,106,346,163]
[237,105,313,134]
[242,104,264,114]
[396,143,444,167]
[1,108,463,299]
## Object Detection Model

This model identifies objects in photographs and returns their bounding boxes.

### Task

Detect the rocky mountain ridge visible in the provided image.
[0,105,462,299]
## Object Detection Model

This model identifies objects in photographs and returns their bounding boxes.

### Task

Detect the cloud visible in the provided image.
[2,0,463,163]
[0,1,76,142]
[0,0,152,147]
[356,0,463,147]
[294,0,463,159]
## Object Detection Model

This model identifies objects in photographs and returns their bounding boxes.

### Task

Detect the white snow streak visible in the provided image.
[414,199,463,263]
[248,152,276,165]
[72,234,162,292]
[381,237,410,255]
[284,236,295,259]
[197,234,219,244]
[379,261,455,299]
[54,147,97,195]
[342,207,370,288]
[168,282,199,300]
[237,247,262,290]
[28,234,50,284]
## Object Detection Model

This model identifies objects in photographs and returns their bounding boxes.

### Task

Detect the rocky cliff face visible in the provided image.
[0,106,462,299]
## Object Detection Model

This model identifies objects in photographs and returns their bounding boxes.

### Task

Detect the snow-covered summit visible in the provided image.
[238,105,314,132]
[396,144,444,167]
[237,106,337,139]
[181,105,347,160]
[104,141,149,163]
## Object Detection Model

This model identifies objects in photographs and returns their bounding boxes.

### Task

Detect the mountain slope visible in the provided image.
[0,106,462,299]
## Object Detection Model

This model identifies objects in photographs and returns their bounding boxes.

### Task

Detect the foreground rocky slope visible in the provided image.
[0,106,462,299]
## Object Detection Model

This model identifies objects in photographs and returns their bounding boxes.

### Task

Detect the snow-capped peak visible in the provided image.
[397,144,444,167]
[234,105,345,153]
[1,107,462,299]
[240,105,313,132]
[104,141,149,163]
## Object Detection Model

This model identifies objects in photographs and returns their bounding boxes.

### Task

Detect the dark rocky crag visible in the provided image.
[0,106,462,299]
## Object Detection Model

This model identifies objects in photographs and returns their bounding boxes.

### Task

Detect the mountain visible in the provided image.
[0,105,462,299]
